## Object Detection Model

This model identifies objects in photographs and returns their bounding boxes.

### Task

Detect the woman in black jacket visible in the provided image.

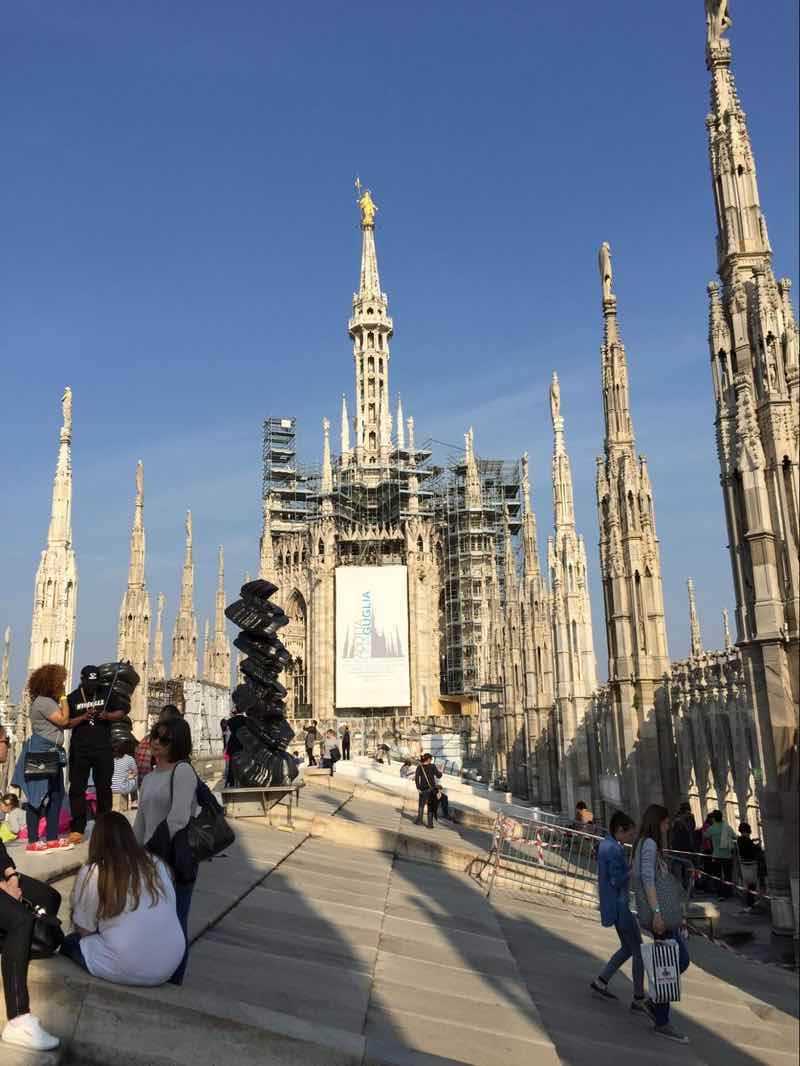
[0,840,62,1051]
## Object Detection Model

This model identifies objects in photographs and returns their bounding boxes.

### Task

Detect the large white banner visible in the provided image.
[335,565,410,708]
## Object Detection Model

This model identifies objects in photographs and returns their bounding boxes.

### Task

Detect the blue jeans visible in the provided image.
[170,882,194,985]
[25,768,64,843]
[652,934,690,1027]
[599,912,644,998]
[60,932,88,971]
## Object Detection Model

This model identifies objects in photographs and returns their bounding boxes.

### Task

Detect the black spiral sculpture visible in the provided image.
[225,579,298,788]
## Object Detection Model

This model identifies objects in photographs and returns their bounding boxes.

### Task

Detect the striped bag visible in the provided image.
[641,938,682,1003]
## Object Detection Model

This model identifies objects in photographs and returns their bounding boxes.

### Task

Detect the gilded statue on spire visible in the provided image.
[550,371,561,422]
[358,188,378,226]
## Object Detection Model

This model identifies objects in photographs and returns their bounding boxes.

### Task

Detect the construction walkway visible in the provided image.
[3,779,797,1066]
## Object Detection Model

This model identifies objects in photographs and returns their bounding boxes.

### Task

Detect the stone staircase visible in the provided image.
[3,778,797,1066]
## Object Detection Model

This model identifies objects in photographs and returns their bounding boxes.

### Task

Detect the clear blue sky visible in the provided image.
[1,2,797,700]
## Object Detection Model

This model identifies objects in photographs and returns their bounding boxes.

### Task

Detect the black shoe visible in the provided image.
[631,997,657,1021]
[590,979,617,1000]
[414,819,423,825]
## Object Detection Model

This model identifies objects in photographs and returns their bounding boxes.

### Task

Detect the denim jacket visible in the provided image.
[597,834,632,927]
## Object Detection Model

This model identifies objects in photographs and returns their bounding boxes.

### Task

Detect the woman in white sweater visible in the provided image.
[133,717,197,985]
[61,812,184,986]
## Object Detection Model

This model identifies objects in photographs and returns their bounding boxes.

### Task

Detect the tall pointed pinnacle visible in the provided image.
[117,460,151,731]
[705,2,771,276]
[349,184,393,467]
[550,372,576,532]
[396,396,405,450]
[722,607,733,652]
[171,511,197,679]
[520,453,541,580]
[464,427,481,508]
[321,417,333,496]
[151,593,166,681]
[687,577,704,657]
[340,395,351,456]
[407,416,415,455]
[28,386,78,685]
[598,243,635,457]
[259,496,276,579]
[210,545,231,688]
[0,626,11,707]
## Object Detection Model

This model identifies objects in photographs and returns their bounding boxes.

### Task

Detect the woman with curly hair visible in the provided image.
[11,664,73,854]
[61,812,184,986]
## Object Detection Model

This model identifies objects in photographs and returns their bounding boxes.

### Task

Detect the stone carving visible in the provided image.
[599,241,613,301]
[358,189,377,225]
[705,0,732,50]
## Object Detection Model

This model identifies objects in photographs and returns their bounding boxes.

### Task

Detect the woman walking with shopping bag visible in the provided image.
[633,804,691,1045]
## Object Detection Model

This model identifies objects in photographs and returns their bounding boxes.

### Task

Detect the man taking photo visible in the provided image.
[65,665,126,844]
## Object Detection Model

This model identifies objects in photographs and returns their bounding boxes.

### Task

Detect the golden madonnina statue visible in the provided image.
[358,189,378,226]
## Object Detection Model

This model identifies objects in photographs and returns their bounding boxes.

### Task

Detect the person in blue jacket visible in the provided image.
[590,810,654,1017]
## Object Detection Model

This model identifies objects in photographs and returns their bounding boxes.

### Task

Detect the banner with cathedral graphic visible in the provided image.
[335,566,410,708]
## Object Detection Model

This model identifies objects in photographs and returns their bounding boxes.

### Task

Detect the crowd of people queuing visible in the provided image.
[590,798,768,1046]
[0,665,204,1052]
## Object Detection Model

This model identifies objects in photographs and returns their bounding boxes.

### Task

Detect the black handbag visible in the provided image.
[24,748,61,779]
[0,898,64,959]
[146,764,235,885]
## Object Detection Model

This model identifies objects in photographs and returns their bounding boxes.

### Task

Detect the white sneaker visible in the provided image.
[2,1013,60,1051]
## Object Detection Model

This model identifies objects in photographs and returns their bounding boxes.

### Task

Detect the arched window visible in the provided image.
[417,535,424,553]
[318,538,325,559]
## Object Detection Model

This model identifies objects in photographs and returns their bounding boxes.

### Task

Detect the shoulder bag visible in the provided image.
[0,896,64,959]
[146,763,235,885]
[634,841,685,931]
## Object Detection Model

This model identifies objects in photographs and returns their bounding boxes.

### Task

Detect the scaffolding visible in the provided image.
[437,451,521,697]
[262,417,318,533]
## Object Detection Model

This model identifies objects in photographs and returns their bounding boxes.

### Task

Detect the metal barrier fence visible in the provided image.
[482,813,764,913]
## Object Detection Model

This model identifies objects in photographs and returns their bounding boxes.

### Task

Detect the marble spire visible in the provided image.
[464,427,481,509]
[210,545,231,688]
[397,396,405,450]
[321,417,333,509]
[722,608,733,653]
[688,578,704,658]
[349,186,393,467]
[202,619,211,680]
[151,593,166,681]
[28,387,78,686]
[117,460,151,731]
[340,394,351,458]
[0,627,10,708]
[171,511,198,679]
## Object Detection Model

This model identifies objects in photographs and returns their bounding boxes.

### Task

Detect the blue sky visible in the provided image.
[1,2,797,699]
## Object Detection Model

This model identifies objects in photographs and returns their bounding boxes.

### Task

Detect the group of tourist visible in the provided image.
[0,665,202,1052]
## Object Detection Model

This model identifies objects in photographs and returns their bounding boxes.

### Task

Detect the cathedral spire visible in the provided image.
[705,3,771,276]
[349,187,393,467]
[397,396,405,450]
[722,607,733,652]
[0,627,11,708]
[210,545,231,688]
[171,511,197,679]
[321,417,333,497]
[598,243,635,457]
[340,394,351,456]
[407,416,415,455]
[550,372,576,531]
[687,577,704,658]
[117,460,151,730]
[28,387,78,685]
[151,593,165,681]
[520,453,541,580]
[464,427,481,509]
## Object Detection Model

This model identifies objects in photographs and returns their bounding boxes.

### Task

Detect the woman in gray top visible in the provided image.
[134,716,196,985]
[12,664,73,853]
[632,804,691,1044]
